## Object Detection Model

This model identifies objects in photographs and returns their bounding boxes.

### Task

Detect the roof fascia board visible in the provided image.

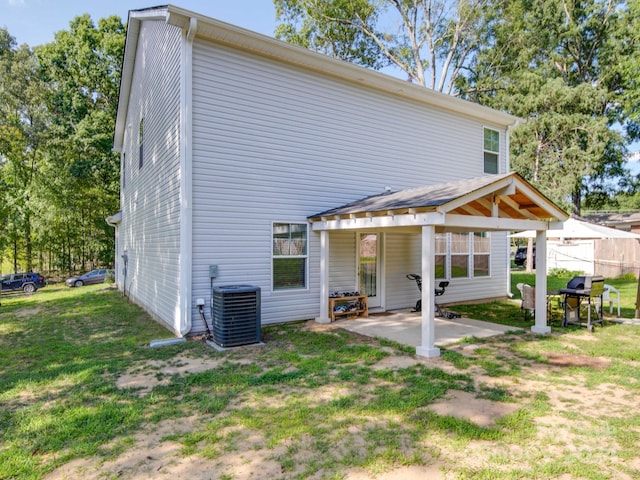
[163,5,519,128]
[310,210,550,232]
[516,181,569,221]
[310,212,445,231]
[444,214,549,231]
[114,7,171,151]
[437,175,514,214]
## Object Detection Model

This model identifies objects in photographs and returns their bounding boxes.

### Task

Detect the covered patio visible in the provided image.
[308,172,568,358]
[336,310,520,347]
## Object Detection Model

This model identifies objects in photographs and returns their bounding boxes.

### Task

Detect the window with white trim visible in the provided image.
[484,127,499,174]
[437,232,491,279]
[122,152,126,190]
[450,233,470,278]
[435,233,447,279]
[272,222,308,290]
[473,232,490,277]
[138,118,144,169]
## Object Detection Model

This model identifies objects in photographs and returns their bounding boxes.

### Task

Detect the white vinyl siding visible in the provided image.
[329,231,357,293]
[385,233,421,310]
[189,39,510,326]
[118,20,182,332]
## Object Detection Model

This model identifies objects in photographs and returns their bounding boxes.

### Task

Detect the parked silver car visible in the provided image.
[66,269,113,287]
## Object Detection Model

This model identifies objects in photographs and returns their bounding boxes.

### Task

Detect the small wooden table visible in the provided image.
[328,295,369,322]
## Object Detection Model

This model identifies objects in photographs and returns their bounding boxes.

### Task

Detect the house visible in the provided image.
[585,211,640,234]
[109,5,568,357]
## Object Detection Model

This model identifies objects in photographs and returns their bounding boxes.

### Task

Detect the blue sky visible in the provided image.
[1,0,278,47]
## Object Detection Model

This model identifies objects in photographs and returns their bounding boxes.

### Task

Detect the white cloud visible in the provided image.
[7,0,26,6]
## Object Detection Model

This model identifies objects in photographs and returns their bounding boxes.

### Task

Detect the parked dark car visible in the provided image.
[1,272,47,294]
[514,246,536,266]
[66,269,113,287]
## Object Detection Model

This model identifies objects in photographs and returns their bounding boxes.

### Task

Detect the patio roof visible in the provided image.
[308,172,568,232]
[311,172,568,358]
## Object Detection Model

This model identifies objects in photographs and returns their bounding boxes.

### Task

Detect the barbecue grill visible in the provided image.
[559,275,604,331]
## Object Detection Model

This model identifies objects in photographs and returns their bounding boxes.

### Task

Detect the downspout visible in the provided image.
[506,120,520,298]
[178,17,197,336]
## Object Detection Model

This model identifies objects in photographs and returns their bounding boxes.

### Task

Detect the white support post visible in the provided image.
[532,229,551,334]
[416,225,440,358]
[315,230,331,324]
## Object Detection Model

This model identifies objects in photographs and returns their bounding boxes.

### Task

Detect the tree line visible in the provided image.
[1,1,639,276]
[0,15,124,276]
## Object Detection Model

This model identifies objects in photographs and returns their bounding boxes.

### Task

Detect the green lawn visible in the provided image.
[2,282,640,479]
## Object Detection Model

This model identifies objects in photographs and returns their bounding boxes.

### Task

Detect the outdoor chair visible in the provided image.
[598,284,621,317]
[517,282,535,321]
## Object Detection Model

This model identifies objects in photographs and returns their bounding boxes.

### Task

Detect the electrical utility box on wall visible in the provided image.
[211,285,261,347]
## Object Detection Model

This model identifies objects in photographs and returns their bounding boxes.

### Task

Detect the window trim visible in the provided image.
[436,232,492,280]
[271,221,309,292]
[138,118,144,169]
[472,232,491,277]
[483,126,500,174]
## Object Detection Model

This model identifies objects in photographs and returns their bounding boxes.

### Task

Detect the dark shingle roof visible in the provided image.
[309,174,513,218]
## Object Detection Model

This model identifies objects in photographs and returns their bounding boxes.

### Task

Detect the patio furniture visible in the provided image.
[517,282,535,321]
[560,275,605,331]
[598,284,621,317]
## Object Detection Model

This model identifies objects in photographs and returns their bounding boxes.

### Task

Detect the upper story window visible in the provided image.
[272,222,308,290]
[121,152,126,190]
[138,118,144,169]
[483,127,499,174]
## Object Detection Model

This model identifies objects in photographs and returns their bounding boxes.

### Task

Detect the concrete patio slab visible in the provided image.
[335,310,521,347]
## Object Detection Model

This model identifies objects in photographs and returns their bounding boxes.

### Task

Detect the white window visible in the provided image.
[138,118,144,169]
[122,152,126,189]
[272,222,308,290]
[435,233,448,280]
[450,233,470,278]
[438,232,491,279]
[484,127,499,174]
[473,232,490,277]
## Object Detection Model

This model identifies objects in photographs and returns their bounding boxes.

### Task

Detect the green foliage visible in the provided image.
[274,0,492,92]
[0,15,124,274]
[460,0,634,215]
[547,268,587,278]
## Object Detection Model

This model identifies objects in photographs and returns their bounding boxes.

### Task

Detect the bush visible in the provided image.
[104,270,115,284]
[548,268,586,278]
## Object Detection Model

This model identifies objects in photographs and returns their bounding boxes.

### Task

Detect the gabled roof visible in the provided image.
[308,173,568,232]
[114,4,519,151]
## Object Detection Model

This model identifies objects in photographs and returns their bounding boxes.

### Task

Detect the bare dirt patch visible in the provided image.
[115,354,250,396]
[543,352,611,369]
[428,389,520,427]
[14,306,42,318]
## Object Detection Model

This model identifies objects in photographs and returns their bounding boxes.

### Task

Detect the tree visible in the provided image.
[0,15,124,275]
[0,28,48,271]
[274,0,492,93]
[36,14,124,271]
[461,0,631,214]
